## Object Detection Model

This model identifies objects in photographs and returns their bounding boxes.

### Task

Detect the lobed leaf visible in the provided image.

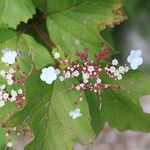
[9,72,95,150]
[47,0,126,58]
[0,0,36,29]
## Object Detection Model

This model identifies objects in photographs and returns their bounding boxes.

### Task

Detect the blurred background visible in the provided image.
[7,0,150,150]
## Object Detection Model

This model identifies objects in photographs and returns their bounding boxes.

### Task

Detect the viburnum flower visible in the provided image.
[1,48,18,65]
[53,52,60,59]
[127,49,143,70]
[112,59,119,66]
[40,66,57,84]
[69,108,82,119]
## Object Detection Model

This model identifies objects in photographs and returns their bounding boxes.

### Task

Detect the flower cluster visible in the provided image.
[0,85,25,108]
[1,48,18,65]
[0,48,26,108]
[40,48,143,119]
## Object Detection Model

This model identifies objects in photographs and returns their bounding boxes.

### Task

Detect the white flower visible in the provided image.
[0,100,5,107]
[72,70,79,77]
[127,49,143,70]
[117,74,122,80]
[65,71,71,78]
[53,52,60,59]
[114,70,120,77]
[69,108,82,119]
[112,59,118,66]
[9,68,16,74]
[75,85,80,91]
[110,66,116,73]
[11,90,17,97]
[18,89,23,95]
[83,78,88,83]
[96,78,102,83]
[118,66,125,74]
[124,66,129,73]
[59,76,64,81]
[40,66,57,84]
[1,48,18,65]
[87,66,94,72]
[82,73,89,80]
[0,84,6,90]
[7,79,13,85]
[55,69,60,75]
[3,93,9,100]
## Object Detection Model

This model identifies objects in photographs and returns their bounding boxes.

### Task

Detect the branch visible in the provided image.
[32,24,56,48]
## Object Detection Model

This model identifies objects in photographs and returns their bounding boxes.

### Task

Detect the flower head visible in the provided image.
[69,108,82,119]
[127,49,143,70]
[1,48,18,65]
[40,66,57,84]
[53,52,60,59]
[112,59,119,66]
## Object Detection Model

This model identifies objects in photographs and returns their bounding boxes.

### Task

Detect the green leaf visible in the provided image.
[0,102,16,125]
[101,89,150,131]
[0,28,54,73]
[0,0,36,29]
[32,0,47,12]
[47,0,126,58]
[0,127,8,150]
[9,72,95,150]
[85,91,104,135]
[104,70,150,104]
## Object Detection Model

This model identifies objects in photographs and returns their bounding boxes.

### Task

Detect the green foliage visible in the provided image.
[0,127,8,149]
[0,0,35,29]
[9,72,95,150]
[47,0,126,58]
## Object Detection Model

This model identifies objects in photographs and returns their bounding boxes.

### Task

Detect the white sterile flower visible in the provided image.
[112,59,119,66]
[40,66,57,84]
[53,52,60,59]
[1,48,18,65]
[83,79,88,83]
[69,108,82,119]
[110,66,116,73]
[55,69,60,75]
[96,78,102,83]
[87,66,94,72]
[11,90,17,97]
[114,70,120,77]
[75,85,80,91]
[0,100,5,107]
[59,76,64,81]
[80,83,84,88]
[3,93,9,100]
[117,74,122,80]
[72,70,79,77]
[124,66,129,73]
[65,71,71,78]
[118,66,125,74]
[82,73,89,79]
[9,68,16,74]
[18,89,23,95]
[0,84,6,90]
[7,79,13,85]
[6,74,13,80]
[127,49,143,70]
